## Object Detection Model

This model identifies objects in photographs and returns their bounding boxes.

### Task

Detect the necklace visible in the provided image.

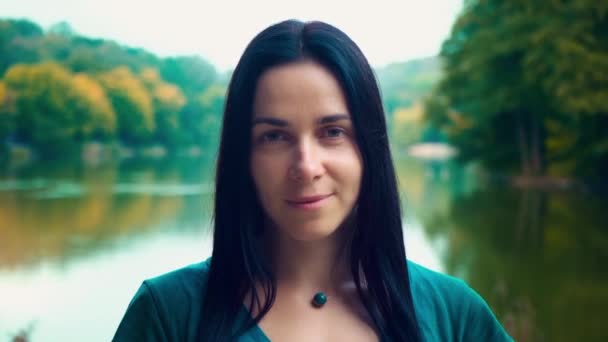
[312,292,328,308]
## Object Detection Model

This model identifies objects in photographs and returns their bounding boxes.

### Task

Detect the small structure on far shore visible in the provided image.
[407,143,457,161]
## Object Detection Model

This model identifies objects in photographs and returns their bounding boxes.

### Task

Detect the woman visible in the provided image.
[114,20,513,341]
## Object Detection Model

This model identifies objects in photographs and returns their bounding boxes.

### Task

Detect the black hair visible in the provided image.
[200,19,421,341]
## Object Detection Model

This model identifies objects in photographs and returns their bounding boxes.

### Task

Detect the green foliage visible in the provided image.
[98,67,154,145]
[376,57,441,117]
[0,81,16,144]
[160,56,217,97]
[66,39,160,74]
[4,63,82,155]
[429,0,608,181]
[423,186,608,341]
[0,19,43,74]
[376,57,442,147]
[3,62,118,155]
[0,18,224,158]
[47,21,76,37]
[71,73,117,140]
[197,84,225,146]
[139,68,186,149]
[179,84,225,148]
[391,104,427,148]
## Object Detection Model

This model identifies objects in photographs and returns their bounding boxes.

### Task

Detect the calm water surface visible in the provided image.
[0,155,606,341]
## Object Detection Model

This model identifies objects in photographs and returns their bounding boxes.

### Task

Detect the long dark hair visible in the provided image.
[200,19,421,341]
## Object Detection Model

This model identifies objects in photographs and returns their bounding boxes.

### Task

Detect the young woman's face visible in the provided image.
[250,61,363,243]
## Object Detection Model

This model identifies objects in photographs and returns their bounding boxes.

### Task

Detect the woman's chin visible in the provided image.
[280,222,346,243]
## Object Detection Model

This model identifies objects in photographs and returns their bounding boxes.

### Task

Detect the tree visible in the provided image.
[197,84,225,147]
[0,19,43,74]
[3,62,120,155]
[160,56,217,97]
[0,17,232,156]
[376,57,441,118]
[0,81,16,147]
[98,67,155,145]
[47,21,76,37]
[429,0,608,181]
[4,63,81,154]
[139,68,186,149]
[179,84,225,148]
[71,73,117,140]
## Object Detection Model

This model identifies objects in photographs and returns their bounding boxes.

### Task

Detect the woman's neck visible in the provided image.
[267,223,354,296]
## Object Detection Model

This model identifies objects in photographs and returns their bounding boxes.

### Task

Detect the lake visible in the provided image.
[1,154,606,341]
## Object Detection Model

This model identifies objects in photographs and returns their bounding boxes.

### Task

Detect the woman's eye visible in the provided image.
[260,131,286,143]
[323,127,346,139]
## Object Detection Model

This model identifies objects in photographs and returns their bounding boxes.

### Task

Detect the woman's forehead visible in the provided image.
[252,61,349,119]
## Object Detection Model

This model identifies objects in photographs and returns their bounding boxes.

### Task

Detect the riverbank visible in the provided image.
[404,142,606,195]
[480,172,607,195]
[0,142,206,169]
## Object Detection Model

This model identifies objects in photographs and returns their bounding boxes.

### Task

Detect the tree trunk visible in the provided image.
[517,111,531,176]
[530,113,545,176]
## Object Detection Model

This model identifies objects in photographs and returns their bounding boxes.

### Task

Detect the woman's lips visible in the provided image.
[285,194,333,210]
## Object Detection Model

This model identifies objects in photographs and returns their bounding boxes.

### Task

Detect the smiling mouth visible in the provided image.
[285,194,333,209]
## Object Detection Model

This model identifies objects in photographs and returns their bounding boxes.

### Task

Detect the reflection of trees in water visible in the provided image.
[422,183,608,342]
[0,157,215,270]
[515,190,546,251]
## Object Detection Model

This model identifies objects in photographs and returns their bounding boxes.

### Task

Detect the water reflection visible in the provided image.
[0,157,217,341]
[420,179,608,341]
[0,156,606,341]
[0,158,215,270]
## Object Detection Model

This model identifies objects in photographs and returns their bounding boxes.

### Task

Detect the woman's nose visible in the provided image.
[287,138,324,183]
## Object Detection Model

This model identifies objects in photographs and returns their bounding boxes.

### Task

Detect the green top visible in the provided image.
[113,259,513,341]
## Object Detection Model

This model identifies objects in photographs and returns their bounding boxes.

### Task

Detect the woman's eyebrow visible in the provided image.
[317,114,350,124]
[251,117,288,127]
[251,114,350,127]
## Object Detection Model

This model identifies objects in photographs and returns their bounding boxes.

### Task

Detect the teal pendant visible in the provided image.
[312,292,327,308]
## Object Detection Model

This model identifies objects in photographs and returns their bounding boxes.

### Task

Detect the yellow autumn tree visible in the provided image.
[71,73,117,139]
[4,62,81,154]
[139,67,186,148]
[3,62,123,155]
[98,66,154,145]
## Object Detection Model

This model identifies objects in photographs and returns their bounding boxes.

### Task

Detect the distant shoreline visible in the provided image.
[1,142,207,167]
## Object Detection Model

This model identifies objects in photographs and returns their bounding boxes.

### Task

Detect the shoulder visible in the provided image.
[406,260,474,326]
[407,259,475,307]
[144,258,211,296]
[406,260,513,341]
[113,259,211,341]
[141,258,211,316]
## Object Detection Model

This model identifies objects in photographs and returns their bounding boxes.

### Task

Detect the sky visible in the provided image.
[0,0,462,71]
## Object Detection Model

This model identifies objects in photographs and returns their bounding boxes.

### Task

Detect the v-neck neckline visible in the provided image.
[240,305,272,341]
